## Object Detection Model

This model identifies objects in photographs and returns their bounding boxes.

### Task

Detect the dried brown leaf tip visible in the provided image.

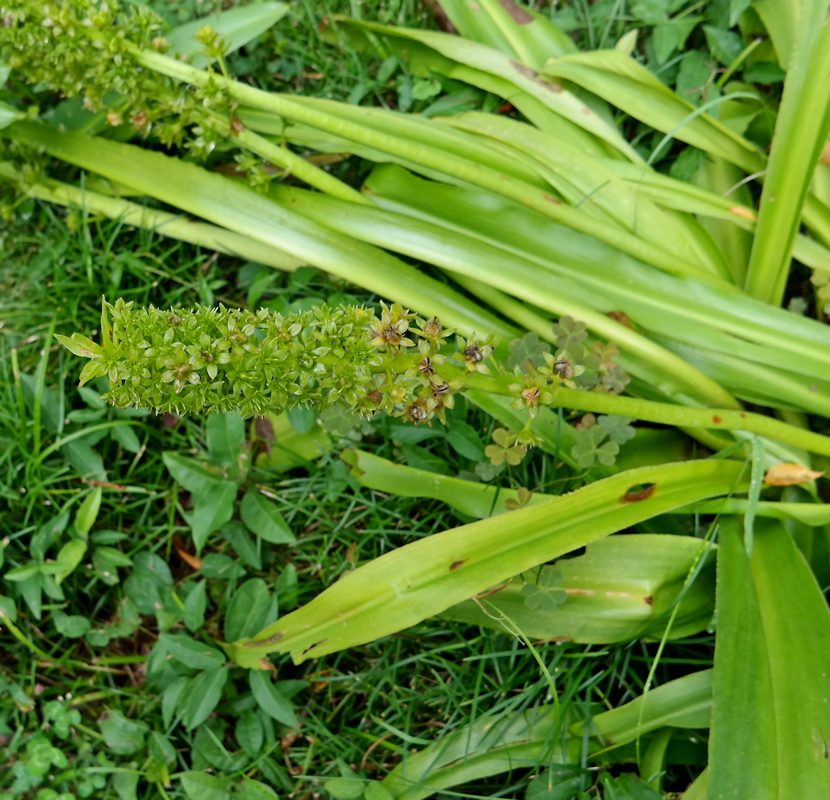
[764,463,825,486]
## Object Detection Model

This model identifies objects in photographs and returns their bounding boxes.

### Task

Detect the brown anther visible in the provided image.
[553,359,574,379]
[200,351,214,363]
[382,327,403,345]
[106,110,122,127]
[166,314,182,326]
[417,357,434,375]
[423,317,443,339]
[431,382,451,398]
[522,387,541,406]
[366,389,383,406]
[406,402,429,423]
[464,344,484,363]
[229,330,247,345]
[131,111,149,130]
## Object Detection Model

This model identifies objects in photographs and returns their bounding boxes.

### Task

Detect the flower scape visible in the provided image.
[56,300,624,447]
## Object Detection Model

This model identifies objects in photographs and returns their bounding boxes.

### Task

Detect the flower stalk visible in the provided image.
[57,300,830,458]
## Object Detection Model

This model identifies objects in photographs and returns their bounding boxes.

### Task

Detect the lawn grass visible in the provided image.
[0,2,730,798]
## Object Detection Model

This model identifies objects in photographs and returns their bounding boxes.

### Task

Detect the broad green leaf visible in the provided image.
[0,595,17,623]
[236,779,279,800]
[324,778,367,798]
[363,781,396,800]
[381,669,711,800]
[123,551,173,614]
[99,709,149,755]
[183,580,208,632]
[572,669,713,749]
[402,443,450,475]
[178,771,232,800]
[74,486,102,539]
[438,0,577,69]
[162,452,224,494]
[200,553,246,580]
[161,675,189,729]
[540,49,764,173]
[342,448,552,517]
[183,667,229,730]
[744,12,830,304]
[751,519,830,795]
[3,563,43,582]
[110,423,141,453]
[165,2,289,67]
[249,670,299,728]
[162,633,226,670]
[445,534,716,643]
[52,610,91,638]
[230,459,746,665]
[708,519,777,798]
[53,540,87,586]
[205,411,245,470]
[188,480,238,554]
[0,100,25,129]
[240,489,295,544]
[8,120,511,343]
[236,710,264,757]
[224,578,272,642]
[362,165,830,410]
[148,731,177,765]
[330,18,638,159]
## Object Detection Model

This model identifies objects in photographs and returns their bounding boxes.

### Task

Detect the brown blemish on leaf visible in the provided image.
[606,310,633,328]
[644,595,653,606]
[509,60,563,92]
[498,0,533,23]
[621,483,656,503]
[244,632,284,647]
[565,588,597,596]
[712,415,723,424]
[450,559,466,571]
[543,194,562,205]
[301,639,328,657]
[728,206,757,222]
[740,413,747,418]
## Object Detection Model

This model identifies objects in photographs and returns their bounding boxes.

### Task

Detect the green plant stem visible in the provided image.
[205,109,370,205]
[129,46,723,284]
[459,372,830,457]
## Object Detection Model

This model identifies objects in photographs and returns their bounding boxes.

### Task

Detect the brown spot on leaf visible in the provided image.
[728,206,756,221]
[244,632,285,647]
[644,595,653,606]
[509,60,563,92]
[450,560,465,571]
[621,483,656,503]
[712,415,723,424]
[740,413,747,418]
[497,0,532,23]
[606,310,633,328]
[543,194,562,205]
[301,639,328,657]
